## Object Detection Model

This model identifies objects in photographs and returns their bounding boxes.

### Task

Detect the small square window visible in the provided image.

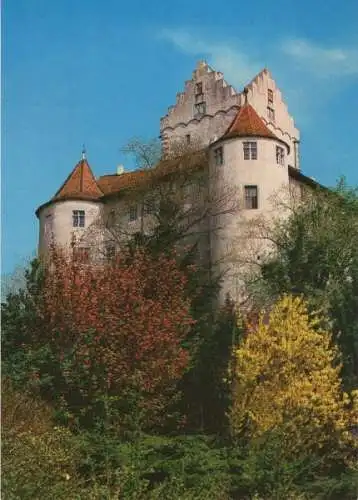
[72,210,85,227]
[214,146,224,166]
[276,146,285,165]
[268,89,274,105]
[244,185,258,209]
[243,141,257,160]
[129,205,138,222]
[194,102,206,115]
[267,107,275,122]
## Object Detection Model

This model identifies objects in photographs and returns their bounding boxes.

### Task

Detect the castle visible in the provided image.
[36,61,320,304]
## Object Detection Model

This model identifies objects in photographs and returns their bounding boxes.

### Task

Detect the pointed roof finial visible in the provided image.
[81,144,86,161]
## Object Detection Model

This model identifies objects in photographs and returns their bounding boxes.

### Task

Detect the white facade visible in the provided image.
[37,61,312,305]
[38,199,103,255]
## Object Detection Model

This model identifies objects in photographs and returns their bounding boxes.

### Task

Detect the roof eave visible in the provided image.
[211,133,290,154]
[35,195,103,218]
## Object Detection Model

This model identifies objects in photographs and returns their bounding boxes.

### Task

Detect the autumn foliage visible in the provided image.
[26,246,194,429]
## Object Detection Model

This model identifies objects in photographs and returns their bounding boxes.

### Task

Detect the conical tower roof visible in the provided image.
[223,103,277,141]
[52,153,103,202]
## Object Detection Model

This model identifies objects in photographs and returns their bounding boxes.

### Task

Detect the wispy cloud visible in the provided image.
[159,28,262,89]
[281,38,358,77]
[158,28,358,126]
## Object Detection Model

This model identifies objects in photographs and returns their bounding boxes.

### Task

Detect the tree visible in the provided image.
[229,295,357,463]
[94,136,240,265]
[2,245,194,433]
[90,137,242,431]
[250,180,358,389]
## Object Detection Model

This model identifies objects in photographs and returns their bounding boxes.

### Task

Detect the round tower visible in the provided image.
[208,95,291,304]
[36,151,104,258]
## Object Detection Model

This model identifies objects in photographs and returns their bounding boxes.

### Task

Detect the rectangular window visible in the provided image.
[267,107,275,121]
[129,205,138,222]
[195,82,203,95]
[72,210,85,227]
[191,183,200,200]
[144,199,155,215]
[268,89,273,105]
[74,247,90,262]
[186,134,191,145]
[276,146,285,165]
[105,243,116,261]
[194,102,206,115]
[244,185,258,209]
[214,146,224,166]
[243,141,257,160]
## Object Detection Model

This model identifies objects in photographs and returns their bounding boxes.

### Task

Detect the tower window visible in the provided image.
[186,134,191,145]
[195,82,203,95]
[74,247,90,262]
[129,205,138,222]
[213,146,224,166]
[72,210,85,227]
[276,146,285,165]
[244,185,258,209]
[105,242,116,261]
[268,89,274,105]
[267,107,275,121]
[243,141,257,160]
[194,102,206,115]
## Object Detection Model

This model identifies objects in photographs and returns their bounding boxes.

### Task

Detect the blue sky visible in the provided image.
[3,0,358,274]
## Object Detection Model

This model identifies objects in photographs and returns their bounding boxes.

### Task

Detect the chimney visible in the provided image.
[116,165,124,175]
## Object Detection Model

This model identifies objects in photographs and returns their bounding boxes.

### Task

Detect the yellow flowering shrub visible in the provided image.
[229,295,358,459]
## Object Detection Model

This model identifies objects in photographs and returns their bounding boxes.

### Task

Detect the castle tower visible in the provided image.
[208,93,291,304]
[36,151,104,257]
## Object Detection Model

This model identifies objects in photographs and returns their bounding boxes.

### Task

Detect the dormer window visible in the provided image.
[268,89,273,105]
[195,82,203,95]
[243,141,257,160]
[267,107,275,122]
[276,146,285,165]
[194,102,206,115]
[73,210,85,227]
[214,146,224,166]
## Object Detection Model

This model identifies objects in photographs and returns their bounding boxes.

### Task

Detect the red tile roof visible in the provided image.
[52,159,103,201]
[97,170,148,195]
[222,103,278,141]
[97,150,207,196]
[36,151,206,216]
